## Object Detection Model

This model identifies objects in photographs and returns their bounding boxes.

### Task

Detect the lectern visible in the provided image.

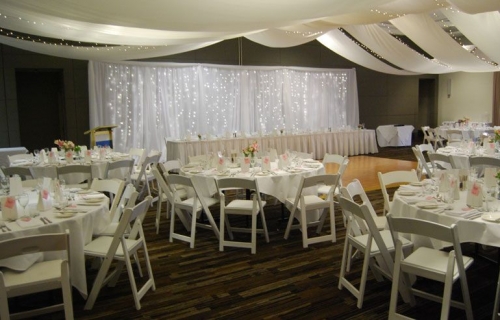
[84,125,117,148]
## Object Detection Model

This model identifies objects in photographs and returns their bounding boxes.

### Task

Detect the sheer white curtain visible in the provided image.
[89,61,358,156]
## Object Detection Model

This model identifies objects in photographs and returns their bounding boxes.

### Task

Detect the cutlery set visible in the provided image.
[0,225,11,232]
[40,217,52,224]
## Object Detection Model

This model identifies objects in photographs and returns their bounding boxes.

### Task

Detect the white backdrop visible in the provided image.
[89,61,359,156]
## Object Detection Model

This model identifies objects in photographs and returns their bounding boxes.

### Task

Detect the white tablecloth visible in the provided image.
[436,146,500,170]
[376,125,414,147]
[167,130,378,164]
[182,161,324,203]
[437,126,494,141]
[0,190,110,297]
[11,153,131,183]
[390,187,500,249]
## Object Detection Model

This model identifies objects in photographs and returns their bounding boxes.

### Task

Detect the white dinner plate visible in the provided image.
[481,213,500,222]
[256,172,270,176]
[189,170,202,174]
[55,212,77,218]
[83,198,104,203]
[287,169,302,173]
[77,189,94,194]
[410,182,423,187]
[398,191,416,196]
[415,201,439,209]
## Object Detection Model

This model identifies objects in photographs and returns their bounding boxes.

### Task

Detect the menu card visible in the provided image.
[37,177,52,211]
[65,150,73,164]
[84,150,92,163]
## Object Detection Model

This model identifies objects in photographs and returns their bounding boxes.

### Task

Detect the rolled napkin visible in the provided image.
[16,216,44,228]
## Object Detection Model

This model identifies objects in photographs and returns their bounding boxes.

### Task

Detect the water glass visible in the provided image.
[0,177,9,194]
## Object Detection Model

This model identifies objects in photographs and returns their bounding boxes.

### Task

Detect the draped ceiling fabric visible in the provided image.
[89,61,358,154]
[0,0,499,74]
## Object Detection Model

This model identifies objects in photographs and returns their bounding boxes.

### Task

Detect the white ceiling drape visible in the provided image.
[0,0,499,74]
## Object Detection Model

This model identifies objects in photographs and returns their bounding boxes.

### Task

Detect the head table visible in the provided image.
[0,188,110,297]
[167,130,378,164]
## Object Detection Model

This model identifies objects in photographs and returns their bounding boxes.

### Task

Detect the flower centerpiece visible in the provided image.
[243,141,259,158]
[457,116,470,126]
[54,139,75,152]
[495,129,500,143]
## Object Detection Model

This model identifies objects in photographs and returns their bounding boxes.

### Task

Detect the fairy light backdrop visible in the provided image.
[89,61,359,156]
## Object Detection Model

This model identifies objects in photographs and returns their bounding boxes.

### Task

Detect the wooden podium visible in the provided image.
[84,125,117,148]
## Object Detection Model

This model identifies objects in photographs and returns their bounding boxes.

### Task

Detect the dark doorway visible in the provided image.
[16,69,65,152]
[417,78,436,135]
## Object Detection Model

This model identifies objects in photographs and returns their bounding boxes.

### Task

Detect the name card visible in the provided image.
[278,153,289,169]
[37,188,52,212]
[85,150,92,163]
[65,150,74,164]
[48,151,58,164]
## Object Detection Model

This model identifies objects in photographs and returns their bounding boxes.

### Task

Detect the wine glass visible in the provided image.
[33,149,40,163]
[0,177,9,194]
[18,193,29,217]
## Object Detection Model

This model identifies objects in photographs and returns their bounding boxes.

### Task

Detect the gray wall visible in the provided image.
[0,38,438,149]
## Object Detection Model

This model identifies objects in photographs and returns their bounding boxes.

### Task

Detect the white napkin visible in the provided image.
[9,176,23,196]
[1,196,19,220]
[261,156,271,171]
[446,207,480,219]
[466,181,483,208]
[216,156,227,172]
[16,217,44,228]
[401,195,425,204]
[241,157,250,173]
[37,188,52,212]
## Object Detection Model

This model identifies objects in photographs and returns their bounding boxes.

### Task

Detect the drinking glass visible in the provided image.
[33,149,40,163]
[0,177,9,194]
[18,193,29,217]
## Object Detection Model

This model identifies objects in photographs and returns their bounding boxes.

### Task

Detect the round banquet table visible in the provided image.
[0,188,110,297]
[437,145,500,170]
[389,183,500,250]
[180,160,325,204]
[9,151,131,183]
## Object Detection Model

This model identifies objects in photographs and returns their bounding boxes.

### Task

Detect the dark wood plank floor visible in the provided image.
[11,143,500,319]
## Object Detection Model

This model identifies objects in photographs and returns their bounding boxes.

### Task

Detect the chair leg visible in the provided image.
[251,212,257,254]
[169,205,176,243]
[123,252,142,310]
[357,245,371,308]
[219,207,226,252]
[389,247,403,318]
[338,237,350,290]
[155,193,162,234]
[189,210,197,248]
[300,206,308,248]
[61,260,74,320]
[494,269,500,320]
[283,208,296,240]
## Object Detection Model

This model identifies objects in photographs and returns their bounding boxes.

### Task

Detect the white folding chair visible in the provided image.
[341,179,386,231]
[377,169,418,215]
[412,147,433,180]
[152,167,187,234]
[90,178,126,227]
[0,231,73,320]
[129,148,146,172]
[387,214,474,320]
[105,159,134,182]
[84,196,155,310]
[166,174,220,248]
[427,128,445,150]
[56,164,93,188]
[338,197,412,309]
[428,152,454,171]
[318,153,349,207]
[97,184,139,236]
[130,153,160,200]
[7,153,33,166]
[446,129,463,146]
[217,177,268,254]
[284,174,339,248]
[1,166,34,181]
